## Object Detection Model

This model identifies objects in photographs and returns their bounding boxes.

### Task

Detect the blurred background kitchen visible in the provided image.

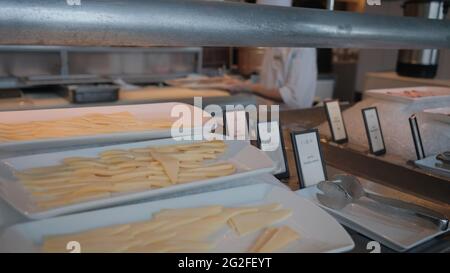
[0,0,448,111]
[0,0,450,111]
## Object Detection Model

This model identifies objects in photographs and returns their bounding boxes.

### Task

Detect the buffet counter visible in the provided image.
[279,107,450,203]
[0,104,448,253]
[277,107,450,252]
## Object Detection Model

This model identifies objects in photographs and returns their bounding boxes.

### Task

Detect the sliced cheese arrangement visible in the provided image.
[16,140,235,209]
[0,103,214,154]
[42,203,299,253]
[0,182,355,253]
[0,111,173,142]
[0,138,274,219]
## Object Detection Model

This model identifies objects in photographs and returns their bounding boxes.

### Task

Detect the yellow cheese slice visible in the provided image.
[153,205,223,219]
[257,226,300,253]
[43,234,135,253]
[42,232,132,248]
[228,209,292,236]
[111,180,152,192]
[218,203,278,219]
[248,227,278,253]
[42,223,131,249]
[170,214,229,240]
[126,220,167,236]
[133,230,177,246]
[221,207,259,219]
[126,241,215,253]
[172,228,219,241]
[149,149,179,183]
[153,216,203,232]
[37,191,111,208]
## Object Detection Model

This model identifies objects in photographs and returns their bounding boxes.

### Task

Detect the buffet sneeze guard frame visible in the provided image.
[324,100,348,144]
[291,129,328,189]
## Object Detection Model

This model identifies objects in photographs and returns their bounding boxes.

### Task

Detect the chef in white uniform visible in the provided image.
[228,0,318,109]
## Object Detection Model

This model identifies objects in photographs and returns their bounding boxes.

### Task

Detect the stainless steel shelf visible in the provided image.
[0,46,203,89]
[0,0,449,49]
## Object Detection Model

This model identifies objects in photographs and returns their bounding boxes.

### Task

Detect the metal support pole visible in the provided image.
[0,0,449,49]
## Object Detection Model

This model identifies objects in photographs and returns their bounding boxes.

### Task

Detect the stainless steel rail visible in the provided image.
[0,0,449,49]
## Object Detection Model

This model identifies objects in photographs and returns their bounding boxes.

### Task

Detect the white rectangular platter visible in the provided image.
[297,186,448,252]
[415,155,450,178]
[422,107,450,125]
[0,102,212,153]
[365,86,450,105]
[0,138,274,220]
[0,183,354,253]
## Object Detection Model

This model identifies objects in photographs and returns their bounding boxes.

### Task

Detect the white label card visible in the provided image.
[363,108,385,154]
[258,121,286,175]
[258,121,280,152]
[294,131,326,187]
[325,101,347,142]
[226,110,248,141]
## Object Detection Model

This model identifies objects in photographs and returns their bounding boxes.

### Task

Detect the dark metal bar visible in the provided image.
[321,141,450,204]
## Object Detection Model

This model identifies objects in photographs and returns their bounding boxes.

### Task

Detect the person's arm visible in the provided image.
[227,81,283,102]
[248,84,283,102]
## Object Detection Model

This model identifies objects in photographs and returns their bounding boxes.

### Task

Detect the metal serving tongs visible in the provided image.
[317,174,449,231]
[436,151,450,170]
[436,151,450,164]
